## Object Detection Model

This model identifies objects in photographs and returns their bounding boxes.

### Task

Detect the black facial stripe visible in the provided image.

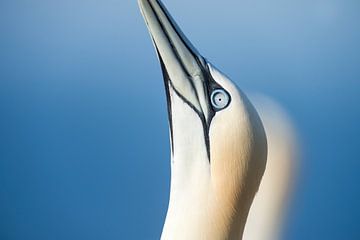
[167,79,211,161]
[148,0,212,161]
[204,64,232,112]
[157,50,211,161]
[147,0,204,110]
[157,51,174,157]
[148,0,231,163]
[147,0,195,78]
[158,64,230,163]
[157,45,212,161]
[156,0,204,67]
[148,0,199,159]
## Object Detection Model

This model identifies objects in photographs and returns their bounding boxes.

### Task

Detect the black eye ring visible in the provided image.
[210,89,230,110]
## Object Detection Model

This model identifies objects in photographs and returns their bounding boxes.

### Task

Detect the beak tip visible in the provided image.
[137,0,150,15]
[138,0,157,11]
[137,0,145,12]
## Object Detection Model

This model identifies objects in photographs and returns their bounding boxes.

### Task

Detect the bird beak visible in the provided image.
[138,0,215,124]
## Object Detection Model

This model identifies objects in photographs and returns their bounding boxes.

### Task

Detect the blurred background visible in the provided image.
[0,0,359,239]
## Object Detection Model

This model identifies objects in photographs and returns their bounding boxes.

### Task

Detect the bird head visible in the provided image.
[138,0,267,238]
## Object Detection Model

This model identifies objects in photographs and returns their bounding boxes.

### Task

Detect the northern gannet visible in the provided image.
[138,0,268,239]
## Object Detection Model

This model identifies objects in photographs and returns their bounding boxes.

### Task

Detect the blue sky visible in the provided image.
[0,0,359,239]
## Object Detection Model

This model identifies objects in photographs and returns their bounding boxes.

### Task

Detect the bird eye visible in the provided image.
[210,89,230,110]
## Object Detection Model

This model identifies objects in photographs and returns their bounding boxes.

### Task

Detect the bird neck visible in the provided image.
[160,86,266,239]
[160,160,253,240]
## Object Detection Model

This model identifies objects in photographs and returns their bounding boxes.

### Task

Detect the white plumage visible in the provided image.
[138,1,298,239]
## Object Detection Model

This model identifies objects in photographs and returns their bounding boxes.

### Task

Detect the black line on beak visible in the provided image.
[157,49,174,157]
[143,0,228,162]
[147,0,213,160]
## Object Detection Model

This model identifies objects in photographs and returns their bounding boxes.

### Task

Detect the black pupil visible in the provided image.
[217,94,223,103]
[213,91,227,108]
